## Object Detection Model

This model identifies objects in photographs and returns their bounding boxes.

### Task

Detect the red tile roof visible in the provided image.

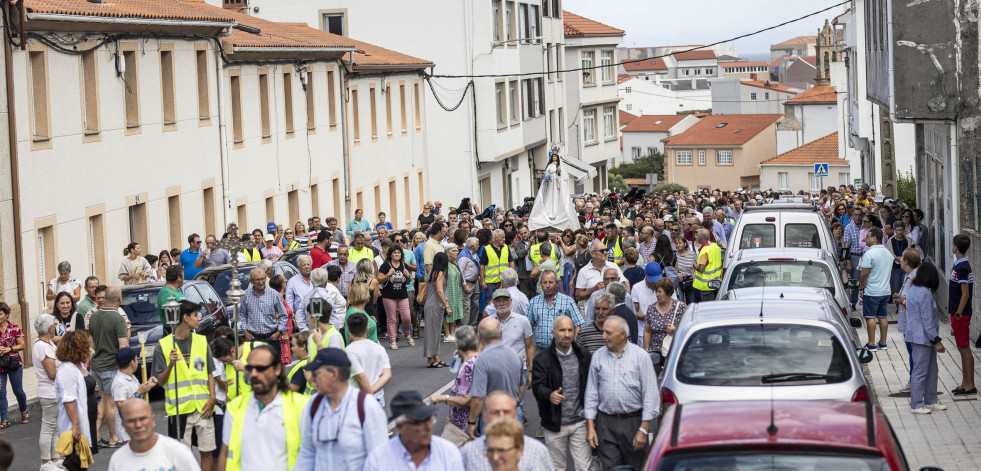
[23,0,235,23]
[663,114,781,147]
[563,11,624,37]
[621,115,688,133]
[719,61,769,69]
[347,37,433,69]
[771,55,792,67]
[785,84,838,104]
[774,35,818,46]
[621,57,667,72]
[223,10,356,49]
[624,178,648,185]
[796,55,817,67]
[760,132,847,165]
[619,110,638,126]
[740,80,805,94]
[673,50,716,61]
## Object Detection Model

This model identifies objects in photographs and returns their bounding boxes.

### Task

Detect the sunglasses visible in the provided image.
[244,363,275,373]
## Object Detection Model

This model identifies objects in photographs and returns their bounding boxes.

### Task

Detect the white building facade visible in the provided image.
[711,79,803,115]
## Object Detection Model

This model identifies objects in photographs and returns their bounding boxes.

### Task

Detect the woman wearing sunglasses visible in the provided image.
[281,229,301,252]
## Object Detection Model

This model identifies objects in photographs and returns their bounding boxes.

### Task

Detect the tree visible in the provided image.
[652,183,689,194]
[607,173,628,193]
[610,151,665,180]
[897,167,916,209]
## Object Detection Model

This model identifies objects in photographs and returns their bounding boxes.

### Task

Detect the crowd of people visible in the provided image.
[0,182,973,470]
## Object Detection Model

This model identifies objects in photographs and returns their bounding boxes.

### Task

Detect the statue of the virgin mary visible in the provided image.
[528,153,581,231]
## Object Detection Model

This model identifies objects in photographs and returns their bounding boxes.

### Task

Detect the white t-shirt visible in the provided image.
[111,372,141,442]
[346,340,390,404]
[108,434,201,471]
[213,358,227,412]
[32,339,59,400]
[49,277,81,296]
[222,394,287,471]
[575,261,626,291]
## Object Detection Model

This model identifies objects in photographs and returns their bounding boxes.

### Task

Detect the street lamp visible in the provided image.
[308,289,324,333]
[162,294,181,434]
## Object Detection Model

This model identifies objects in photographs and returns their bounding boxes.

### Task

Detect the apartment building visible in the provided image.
[711,79,803,115]
[770,35,817,62]
[620,114,700,165]
[719,60,771,81]
[759,132,850,192]
[618,77,712,116]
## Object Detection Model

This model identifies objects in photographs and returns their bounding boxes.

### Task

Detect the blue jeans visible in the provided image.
[906,341,915,379]
[849,254,862,307]
[890,267,905,297]
[0,367,27,421]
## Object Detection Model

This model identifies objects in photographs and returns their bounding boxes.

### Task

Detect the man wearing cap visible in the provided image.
[364,390,463,470]
[295,348,388,470]
[218,344,310,471]
[487,289,535,404]
[261,233,284,261]
[112,347,158,444]
[460,391,552,471]
[266,222,285,250]
[310,230,333,269]
[631,263,676,335]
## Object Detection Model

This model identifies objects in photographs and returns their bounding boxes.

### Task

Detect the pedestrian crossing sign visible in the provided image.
[814,163,829,178]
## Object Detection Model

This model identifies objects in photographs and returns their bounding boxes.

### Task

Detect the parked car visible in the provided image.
[726,203,836,268]
[643,400,921,471]
[121,280,229,374]
[720,286,863,348]
[717,248,855,321]
[279,246,312,268]
[659,299,873,407]
[194,261,300,306]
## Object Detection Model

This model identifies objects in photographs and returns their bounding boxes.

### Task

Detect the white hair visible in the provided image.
[296,255,312,265]
[606,315,630,338]
[500,268,518,288]
[310,268,328,287]
[257,260,273,271]
[34,313,57,335]
[466,237,479,250]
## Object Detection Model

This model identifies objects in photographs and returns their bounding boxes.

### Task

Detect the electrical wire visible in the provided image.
[426,1,849,79]
[424,76,474,112]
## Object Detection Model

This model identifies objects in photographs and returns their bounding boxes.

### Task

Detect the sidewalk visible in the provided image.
[865,305,981,471]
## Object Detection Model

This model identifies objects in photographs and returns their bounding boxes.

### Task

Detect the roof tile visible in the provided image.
[621,57,667,72]
[619,110,638,126]
[620,114,687,133]
[563,11,624,37]
[774,35,818,46]
[760,132,847,165]
[785,84,838,104]
[24,0,234,23]
[223,10,356,49]
[673,50,716,61]
[740,80,805,94]
[663,114,781,147]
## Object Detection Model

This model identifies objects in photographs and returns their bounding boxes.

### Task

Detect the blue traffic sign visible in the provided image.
[814,163,829,178]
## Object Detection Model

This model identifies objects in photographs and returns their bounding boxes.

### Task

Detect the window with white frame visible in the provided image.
[647,147,657,156]
[492,1,501,42]
[583,109,597,143]
[716,150,733,165]
[625,86,631,93]
[632,147,642,158]
[323,13,345,36]
[534,78,544,116]
[676,150,692,165]
[495,82,506,127]
[625,104,632,110]
[839,172,851,186]
[509,80,519,124]
[707,68,714,75]
[582,51,595,84]
[684,69,690,76]
[808,172,820,190]
[698,150,705,165]
[764,92,770,100]
[603,106,615,138]
[601,51,614,82]
[779,172,790,190]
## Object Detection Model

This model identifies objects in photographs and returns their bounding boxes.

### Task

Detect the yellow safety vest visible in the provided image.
[158,334,211,416]
[224,390,310,471]
[225,341,268,401]
[483,245,510,283]
[529,242,562,277]
[349,246,374,264]
[287,359,314,395]
[604,237,624,266]
[284,240,301,251]
[692,243,722,292]
[243,247,262,262]
[307,324,345,354]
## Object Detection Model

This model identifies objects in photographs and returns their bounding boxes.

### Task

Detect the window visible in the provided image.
[128,201,148,252]
[601,51,614,82]
[195,49,210,120]
[581,51,595,84]
[764,92,770,100]
[265,197,275,225]
[414,82,422,129]
[527,4,540,39]
[37,223,56,309]
[288,189,299,226]
[399,83,407,132]
[647,147,657,156]
[716,150,733,165]
[87,213,106,281]
[676,150,692,165]
[779,172,790,190]
[495,82,506,127]
[839,172,850,186]
[684,69,690,76]
[632,147,642,158]
[388,181,398,229]
[369,85,377,138]
[323,13,344,36]
[808,172,820,190]
[738,224,776,249]
[522,78,543,119]
[283,70,295,133]
[230,73,243,142]
[603,106,616,138]
[556,49,563,82]
[352,88,360,140]
[305,71,316,131]
[385,84,393,135]
[506,1,515,41]
[258,70,271,138]
[552,0,560,18]
[583,109,597,143]
[237,204,248,233]
[310,183,320,219]
[549,109,555,141]
[168,194,182,251]
[557,107,565,143]
[698,150,706,165]
[492,0,501,42]
[625,86,631,93]
[332,178,341,219]
[625,104,632,111]
[706,68,714,75]
[160,49,176,127]
[509,80,519,124]
[786,224,821,248]
[203,186,216,237]
[123,49,140,129]
[546,45,554,81]
[80,50,99,134]
[327,69,337,126]
[750,92,757,100]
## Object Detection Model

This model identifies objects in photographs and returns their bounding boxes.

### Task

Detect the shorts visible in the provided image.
[862,295,890,319]
[168,410,217,452]
[92,369,118,394]
[952,315,972,348]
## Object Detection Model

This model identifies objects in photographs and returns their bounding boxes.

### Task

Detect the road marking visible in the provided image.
[387,378,455,431]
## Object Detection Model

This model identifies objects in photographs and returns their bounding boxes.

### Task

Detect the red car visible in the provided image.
[643,400,929,471]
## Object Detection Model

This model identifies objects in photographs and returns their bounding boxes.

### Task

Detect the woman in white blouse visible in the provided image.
[54,331,93,447]
[46,261,81,302]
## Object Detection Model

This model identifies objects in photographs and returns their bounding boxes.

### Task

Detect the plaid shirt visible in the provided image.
[237,287,288,334]
[327,260,357,296]
[527,292,584,348]
[638,239,656,264]
[843,220,863,254]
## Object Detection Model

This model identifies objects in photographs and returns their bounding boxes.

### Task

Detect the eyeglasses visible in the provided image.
[244,363,275,373]
[285,231,293,235]
[193,240,202,244]
[393,239,404,243]
[485,446,517,457]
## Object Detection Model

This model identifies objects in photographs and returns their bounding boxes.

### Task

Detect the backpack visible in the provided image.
[309,390,368,426]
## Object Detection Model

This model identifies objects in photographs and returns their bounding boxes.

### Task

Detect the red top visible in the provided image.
[0,322,24,372]
[310,245,332,269]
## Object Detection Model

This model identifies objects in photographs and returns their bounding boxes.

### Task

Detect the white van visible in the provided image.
[725,204,837,268]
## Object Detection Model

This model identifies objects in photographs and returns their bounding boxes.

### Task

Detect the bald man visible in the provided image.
[108,399,200,471]
[460,392,554,471]
[237,267,289,356]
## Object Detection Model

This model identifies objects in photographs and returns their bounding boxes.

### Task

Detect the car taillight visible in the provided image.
[842,307,849,319]
[661,387,678,405]
[851,385,870,402]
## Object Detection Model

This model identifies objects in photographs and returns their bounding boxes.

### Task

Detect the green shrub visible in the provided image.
[607,174,628,193]
[897,167,916,209]
[610,152,664,180]
[652,183,689,194]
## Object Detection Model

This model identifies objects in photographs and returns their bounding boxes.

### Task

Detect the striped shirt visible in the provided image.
[527,293,584,349]
[576,323,605,354]
[637,239,656,265]
[584,343,660,421]
[843,221,863,254]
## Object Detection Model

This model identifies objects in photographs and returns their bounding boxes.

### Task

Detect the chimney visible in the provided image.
[750,73,757,80]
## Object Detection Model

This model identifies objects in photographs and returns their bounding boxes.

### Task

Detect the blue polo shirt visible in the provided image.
[179,248,203,280]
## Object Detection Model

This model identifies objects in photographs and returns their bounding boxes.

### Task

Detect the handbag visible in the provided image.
[441,420,471,447]
[661,302,682,358]
[0,353,20,371]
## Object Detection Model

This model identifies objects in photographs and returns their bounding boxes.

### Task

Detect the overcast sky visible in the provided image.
[561,0,846,59]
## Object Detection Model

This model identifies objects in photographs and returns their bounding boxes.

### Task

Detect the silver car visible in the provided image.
[720,287,863,348]
[659,300,873,407]
[718,248,854,321]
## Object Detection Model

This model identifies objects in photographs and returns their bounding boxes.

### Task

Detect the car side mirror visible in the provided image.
[707,280,722,290]
[849,318,863,328]
[847,279,860,289]
[857,347,874,363]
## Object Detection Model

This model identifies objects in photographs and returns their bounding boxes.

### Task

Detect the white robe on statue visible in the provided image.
[528,162,581,231]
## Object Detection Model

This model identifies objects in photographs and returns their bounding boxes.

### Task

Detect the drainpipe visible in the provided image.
[214,35,232,229]
[4,0,30,359]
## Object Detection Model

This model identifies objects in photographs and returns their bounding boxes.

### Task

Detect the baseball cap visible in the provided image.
[115,347,141,367]
[645,263,663,283]
[389,390,438,421]
[304,347,351,371]
[264,233,275,242]
[267,222,277,232]
[492,288,511,300]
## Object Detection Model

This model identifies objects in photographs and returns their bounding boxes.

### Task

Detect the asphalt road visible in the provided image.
[3,324,545,471]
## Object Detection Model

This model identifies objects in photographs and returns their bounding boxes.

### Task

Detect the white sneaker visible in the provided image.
[900,383,911,393]
[927,403,948,411]
[911,407,932,415]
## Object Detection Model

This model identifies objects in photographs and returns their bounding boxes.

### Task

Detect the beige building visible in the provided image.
[663,114,782,191]
[760,132,848,192]
[719,60,772,81]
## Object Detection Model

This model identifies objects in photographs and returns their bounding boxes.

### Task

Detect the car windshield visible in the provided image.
[212,268,252,300]
[676,324,851,386]
[120,289,161,325]
[726,261,833,291]
[656,452,889,471]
